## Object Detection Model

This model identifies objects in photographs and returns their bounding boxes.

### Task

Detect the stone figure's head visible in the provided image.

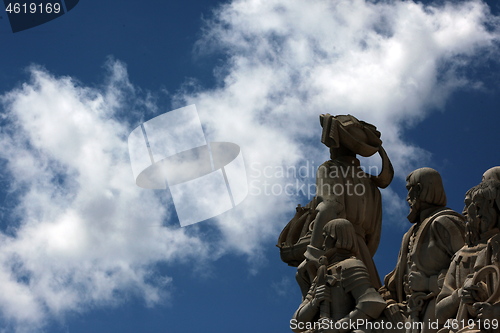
[319,114,382,160]
[482,166,500,182]
[322,218,358,258]
[464,180,500,245]
[406,167,447,223]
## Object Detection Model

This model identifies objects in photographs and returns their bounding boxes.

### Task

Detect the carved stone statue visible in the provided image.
[380,168,466,333]
[435,180,500,333]
[291,218,386,333]
[482,166,500,182]
[278,114,394,296]
[276,115,500,333]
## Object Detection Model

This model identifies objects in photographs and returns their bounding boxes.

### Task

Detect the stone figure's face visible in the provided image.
[322,231,338,259]
[472,194,498,234]
[463,194,472,217]
[322,231,336,251]
[463,193,478,225]
[464,193,480,245]
[406,180,421,223]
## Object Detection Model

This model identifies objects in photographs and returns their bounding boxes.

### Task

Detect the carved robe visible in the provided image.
[383,207,465,333]
[315,156,383,288]
[436,229,500,325]
[292,257,386,333]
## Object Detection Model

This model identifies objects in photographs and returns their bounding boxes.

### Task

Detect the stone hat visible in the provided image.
[319,114,382,157]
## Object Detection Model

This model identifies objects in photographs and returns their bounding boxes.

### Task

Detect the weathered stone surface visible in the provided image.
[278,114,394,296]
[380,168,466,333]
[279,115,500,333]
[291,219,386,333]
[436,179,500,333]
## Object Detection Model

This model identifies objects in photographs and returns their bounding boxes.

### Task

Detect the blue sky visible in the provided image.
[1,0,499,332]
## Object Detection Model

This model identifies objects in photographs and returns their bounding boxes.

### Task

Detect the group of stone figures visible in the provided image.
[278,114,500,333]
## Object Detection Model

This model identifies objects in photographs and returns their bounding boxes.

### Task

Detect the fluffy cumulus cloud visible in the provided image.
[178,0,499,233]
[0,0,499,331]
[0,62,209,331]
[194,0,497,161]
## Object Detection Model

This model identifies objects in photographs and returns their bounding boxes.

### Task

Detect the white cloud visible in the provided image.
[177,0,499,248]
[190,0,497,164]
[0,0,499,331]
[272,275,294,297]
[0,62,208,331]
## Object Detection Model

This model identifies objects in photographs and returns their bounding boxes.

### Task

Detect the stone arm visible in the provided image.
[335,264,387,332]
[309,163,345,250]
[435,257,461,323]
[379,270,398,303]
[291,281,321,333]
[474,301,500,321]
[380,231,409,304]
[423,216,465,294]
[335,287,386,332]
[432,215,465,258]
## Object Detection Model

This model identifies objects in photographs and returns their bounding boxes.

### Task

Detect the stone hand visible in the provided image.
[473,302,500,322]
[312,285,331,308]
[408,271,428,292]
[459,274,490,305]
[459,282,482,305]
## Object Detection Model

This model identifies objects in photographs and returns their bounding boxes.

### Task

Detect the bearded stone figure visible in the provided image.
[435,180,500,333]
[380,168,466,333]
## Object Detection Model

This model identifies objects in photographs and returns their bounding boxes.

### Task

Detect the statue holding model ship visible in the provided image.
[278,114,394,297]
[277,114,500,333]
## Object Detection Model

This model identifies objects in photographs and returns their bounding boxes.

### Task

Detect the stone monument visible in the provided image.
[278,114,394,297]
[380,168,466,333]
[278,114,500,333]
[436,179,500,333]
[291,219,386,333]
